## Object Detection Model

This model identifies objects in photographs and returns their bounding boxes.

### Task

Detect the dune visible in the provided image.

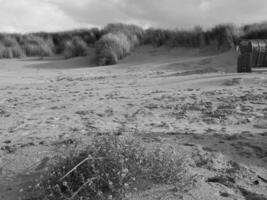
[0,46,266,200]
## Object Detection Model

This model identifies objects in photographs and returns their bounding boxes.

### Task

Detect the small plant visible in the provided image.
[40,135,193,200]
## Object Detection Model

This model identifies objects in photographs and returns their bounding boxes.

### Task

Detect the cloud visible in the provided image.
[0,0,93,33]
[0,0,267,32]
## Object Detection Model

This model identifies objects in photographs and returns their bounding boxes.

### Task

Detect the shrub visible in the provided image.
[95,33,133,66]
[40,135,193,200]
[63,36,88,59]
[94,23,143,66]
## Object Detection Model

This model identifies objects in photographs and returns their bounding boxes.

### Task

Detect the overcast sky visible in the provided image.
[0,0,267,33]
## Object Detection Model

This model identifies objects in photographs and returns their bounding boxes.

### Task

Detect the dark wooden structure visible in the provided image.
[237,40,267,73]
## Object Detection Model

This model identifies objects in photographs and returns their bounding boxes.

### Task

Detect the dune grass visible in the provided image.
[0,36,25,58]
[95,24,143,65]
[0,43,25,58]
[39,135,193,200]
[95,33,132,65]
[241,22,267,39]
[0,22,266,62]
[63,36,88,59]
[21,35,55,57]
[144,24,239,51]
[0,28,101,59]
[103,23,144,45]
[51,28,102,53]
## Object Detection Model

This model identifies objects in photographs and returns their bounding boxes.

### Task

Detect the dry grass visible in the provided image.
[21,35,54,57]
[63,36,88,59]
[0,29,100,59]
[242,22,267,39]
[0,36,25,58]
[95,24,143,66]
[38,135,193,200]
[51,28,102,53]
[144,24,239,50]
[0,22,266,61]
[95,33,132,65]
[0,44,24,58]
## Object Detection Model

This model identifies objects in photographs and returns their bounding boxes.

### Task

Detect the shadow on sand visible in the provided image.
[24,56,97,70]
[140,130,267,169]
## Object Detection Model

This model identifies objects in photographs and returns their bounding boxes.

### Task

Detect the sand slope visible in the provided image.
[0,46,266,200]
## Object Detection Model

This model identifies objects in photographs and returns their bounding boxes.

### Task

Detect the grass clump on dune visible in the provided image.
[51,28,102,53]
[21,35,54,57]
[0,43,25,58]
[40,135,193,200]
[95,33,131,65]
[0,36,25,58]
[63,36,88,59]
[103,23,144,45]
[241,22,267,39]
[95,24,143,66]
[144,24,239,51]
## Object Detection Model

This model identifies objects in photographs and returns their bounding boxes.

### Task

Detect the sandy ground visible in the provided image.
[0,46,266,200]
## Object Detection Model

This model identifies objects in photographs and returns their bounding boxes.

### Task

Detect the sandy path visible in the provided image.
[0,47,266,200]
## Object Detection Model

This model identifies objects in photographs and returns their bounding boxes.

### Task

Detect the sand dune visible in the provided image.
[0,47,266,200]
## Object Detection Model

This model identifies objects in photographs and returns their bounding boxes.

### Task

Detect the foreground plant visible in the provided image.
[40,135,193,200]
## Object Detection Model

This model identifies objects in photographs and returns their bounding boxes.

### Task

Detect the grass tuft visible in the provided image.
[21,35,54,57]
[0,36,25,58]
[95,33,132,65]
[95,24,143,66]
[63,36,88,59]
[40,135,193,200]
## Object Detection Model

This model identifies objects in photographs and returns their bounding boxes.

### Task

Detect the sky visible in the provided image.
[0,0,267,33]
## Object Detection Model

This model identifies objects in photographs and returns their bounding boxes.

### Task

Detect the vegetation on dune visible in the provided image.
[0,43,24,59]
[0,35,24,58]
[204,24,240,51]
[144,24,240,50]
[103,23,144,44]
[39,135,193,200]
[21,35,55,57]
[50,28,102,54]
[0,28,101,59]
[95,24,143,66]
[144,27,203,48]
[63,36,88,59]
[0,22,267,62]
[95,33,132,65]
[94,23,241,65]
[241,22,267,39]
